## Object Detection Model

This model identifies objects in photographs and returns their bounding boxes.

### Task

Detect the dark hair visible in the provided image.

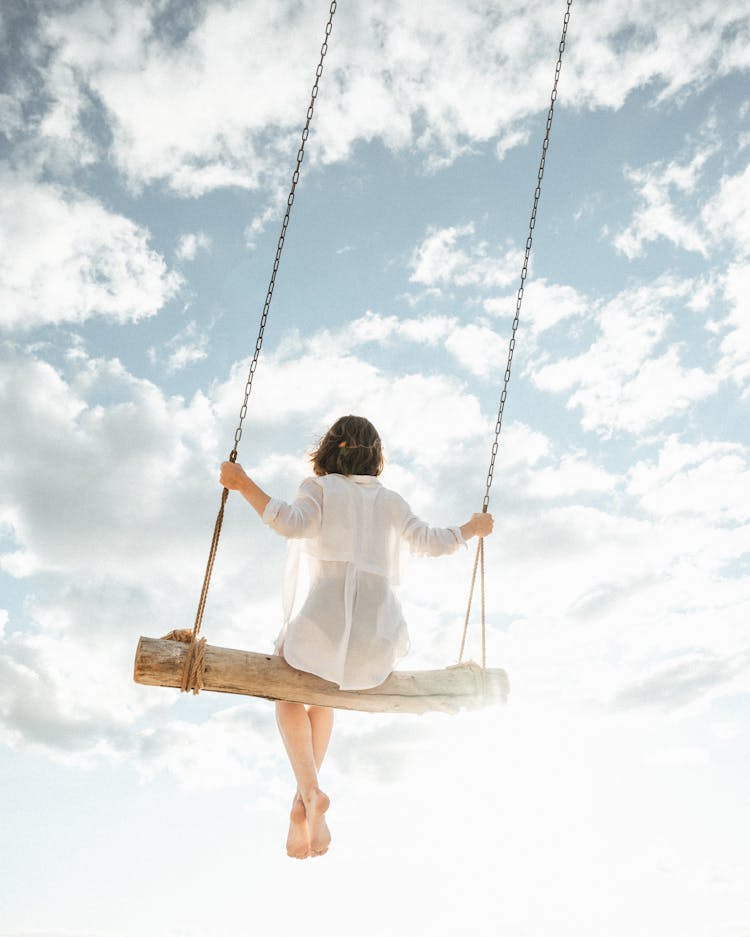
[311,415,384,477]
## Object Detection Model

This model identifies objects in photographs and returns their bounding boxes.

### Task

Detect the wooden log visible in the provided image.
[133,636,509,714]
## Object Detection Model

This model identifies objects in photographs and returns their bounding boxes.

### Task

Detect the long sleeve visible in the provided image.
[401,511,466,557]
[262,478,323,539]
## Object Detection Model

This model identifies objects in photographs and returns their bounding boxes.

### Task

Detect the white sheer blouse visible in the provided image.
[262,473,465,690]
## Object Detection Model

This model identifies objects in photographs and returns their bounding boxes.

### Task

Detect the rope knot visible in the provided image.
[161,629,207,694]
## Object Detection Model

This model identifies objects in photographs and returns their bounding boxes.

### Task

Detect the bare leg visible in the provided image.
[287,792,310,859]
[308,704,334,772]
[276,701,331,858]
[306,704,333,856]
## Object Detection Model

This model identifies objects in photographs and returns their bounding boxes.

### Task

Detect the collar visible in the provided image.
[347,474,382,486]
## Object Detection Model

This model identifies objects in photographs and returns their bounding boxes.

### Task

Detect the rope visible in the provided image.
[171,2,338,694]
[458,536,487,669]
[458,538,482,665]
[161,629,207,695]
[460,0,573,669]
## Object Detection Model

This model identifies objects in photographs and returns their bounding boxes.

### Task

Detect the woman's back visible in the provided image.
[302,474,405,580]
[265,472,465,689]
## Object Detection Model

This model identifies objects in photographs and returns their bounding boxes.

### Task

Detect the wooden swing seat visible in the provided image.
[134,636,509,714]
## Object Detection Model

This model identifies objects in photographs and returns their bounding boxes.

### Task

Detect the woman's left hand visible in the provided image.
[220,461,249,491]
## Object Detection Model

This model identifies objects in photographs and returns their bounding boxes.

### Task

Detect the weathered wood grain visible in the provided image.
[134,636,509,714]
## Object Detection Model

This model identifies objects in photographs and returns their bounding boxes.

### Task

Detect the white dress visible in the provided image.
[262,473,465,690]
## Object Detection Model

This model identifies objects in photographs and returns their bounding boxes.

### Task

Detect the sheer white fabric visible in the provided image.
[262,473,465,690]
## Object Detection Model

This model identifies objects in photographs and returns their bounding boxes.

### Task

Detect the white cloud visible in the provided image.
[614,143,750,263]
[627,436,750,523]
[484,278,590,334]
[496,127,531,160]
[522,452,618,499]
[0,47,98,177]
[611,650,750,712]
[244,189,288,249]
[409,223,521,291]
[0,91,24,136]
[0,585,166,756]
[444,322,508,379]
[33,58,101,174]
[162,320,211,372]
[215,346,488,472]
[132,703,282,791]
[21,0,749,195]
[492,502,750,710]
[686,276,717,313]
[249,308,512,384]
[611,345,718,425]
[0,345,218,581]
[489,532,749,717]
[175,231,211,261]
[0,169,181,330]
[311,309,458,352]
[606,149,750,399]
[614,148,715,259]
[702,162,750,259]
[241,306,507,391]
[37,0,326,195]
[718,263,750,392]
[571,1,750,109]
[531,276,720,436]
[394,314,457,346]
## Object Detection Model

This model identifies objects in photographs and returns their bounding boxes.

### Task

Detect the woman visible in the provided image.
[220,415,494,859]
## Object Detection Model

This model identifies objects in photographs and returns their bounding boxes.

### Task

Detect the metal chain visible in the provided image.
[481,0,572,512]
[186,1,338,660]
[230,0,337,463]
[461,0,572,668]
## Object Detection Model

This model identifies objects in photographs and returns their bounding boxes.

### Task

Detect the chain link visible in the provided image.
[229,1,337,463]
[461,0,572,666]
[187,1,338,656]
[482,0,572,511]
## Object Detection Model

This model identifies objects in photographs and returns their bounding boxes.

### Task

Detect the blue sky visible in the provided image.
[1,1,750,935]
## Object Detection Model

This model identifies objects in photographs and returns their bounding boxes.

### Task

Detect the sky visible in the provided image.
[1,0,749,934]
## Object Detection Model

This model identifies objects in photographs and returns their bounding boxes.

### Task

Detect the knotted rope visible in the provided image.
[161,628,208,694]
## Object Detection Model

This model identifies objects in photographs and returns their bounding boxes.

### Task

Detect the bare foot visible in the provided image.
[286,792,311,859]
[303,787,331,857]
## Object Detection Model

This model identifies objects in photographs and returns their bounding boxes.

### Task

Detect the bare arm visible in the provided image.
[219,461,270,517]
